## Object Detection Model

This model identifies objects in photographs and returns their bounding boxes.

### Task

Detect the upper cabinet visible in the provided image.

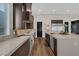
[51,20,63,24]
[13,3,34,29]
[22,3,34,29]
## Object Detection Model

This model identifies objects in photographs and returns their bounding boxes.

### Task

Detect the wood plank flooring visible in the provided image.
[30,37,54,56]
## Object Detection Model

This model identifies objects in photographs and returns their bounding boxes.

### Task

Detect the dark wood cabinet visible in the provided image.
[53,37,57,56]
[22,11,30,20]
[45,33,57,56]
[45,33,50,47]
[13,3,33,29]
[11,39,30,56]
[51,20,63,24]
[22,3,34,29]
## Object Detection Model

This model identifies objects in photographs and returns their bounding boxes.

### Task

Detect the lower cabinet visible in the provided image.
[45,33,57,56]
[53,37,57,56]
[50,36,57,56]
[45,33,50,47]
[11,39,30,56]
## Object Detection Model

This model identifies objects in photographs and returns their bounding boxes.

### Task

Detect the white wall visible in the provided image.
[34,14,79,37]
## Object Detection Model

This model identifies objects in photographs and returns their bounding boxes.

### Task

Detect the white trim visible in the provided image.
[6,4,10,35]
[68,21,71,34]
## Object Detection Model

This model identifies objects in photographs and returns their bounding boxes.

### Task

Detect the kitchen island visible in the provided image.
[45,32,79,56]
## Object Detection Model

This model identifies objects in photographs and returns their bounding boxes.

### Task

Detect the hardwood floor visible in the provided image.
[30,37,54,56]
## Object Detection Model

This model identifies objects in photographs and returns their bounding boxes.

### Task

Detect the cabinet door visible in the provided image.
[11,39,30,56]
[50,36,54,51]
[53,37,57,56]
[45,33,50,47]
[50,36,57,56]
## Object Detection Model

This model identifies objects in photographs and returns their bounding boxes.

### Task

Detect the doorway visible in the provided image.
[65,22,69,33]
[37,22,42,37]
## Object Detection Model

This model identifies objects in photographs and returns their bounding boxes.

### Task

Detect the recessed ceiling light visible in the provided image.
[52,10,56,12]
[66,10,70,12]
[38,9,42,12]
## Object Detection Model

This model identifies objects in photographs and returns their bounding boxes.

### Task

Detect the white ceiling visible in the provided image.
[32,3,79,15]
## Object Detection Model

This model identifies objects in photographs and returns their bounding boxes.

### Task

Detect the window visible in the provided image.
[51,24,64,33]
[0,3,10,35]
[51,20,64,33]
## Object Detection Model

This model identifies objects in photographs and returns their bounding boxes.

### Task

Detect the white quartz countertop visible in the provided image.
[0,36,30,56]
[46,32,79,40]
[51,34,79,40]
